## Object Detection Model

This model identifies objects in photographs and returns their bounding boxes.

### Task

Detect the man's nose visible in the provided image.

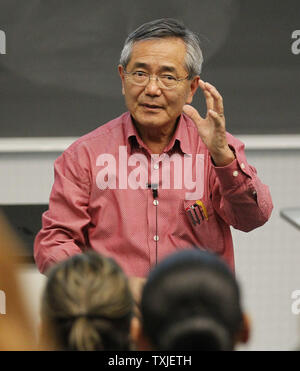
[144,76,161,96]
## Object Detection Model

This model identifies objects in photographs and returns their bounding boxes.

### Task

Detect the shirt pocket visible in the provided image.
[178,198,226,255]
[182,199,213,227]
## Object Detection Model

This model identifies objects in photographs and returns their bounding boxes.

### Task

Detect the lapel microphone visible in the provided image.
[146,183,158,199]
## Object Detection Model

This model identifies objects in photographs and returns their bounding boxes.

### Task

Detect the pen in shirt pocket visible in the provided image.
[185,200,208,226]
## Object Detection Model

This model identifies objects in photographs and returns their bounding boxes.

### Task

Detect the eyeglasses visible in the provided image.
[123,70,190,90]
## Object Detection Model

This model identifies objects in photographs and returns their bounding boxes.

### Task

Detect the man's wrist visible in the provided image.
[211,146,236,167]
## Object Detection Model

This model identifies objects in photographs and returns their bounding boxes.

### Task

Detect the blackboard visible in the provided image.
[0,204,49,262]
[0,0,299,136]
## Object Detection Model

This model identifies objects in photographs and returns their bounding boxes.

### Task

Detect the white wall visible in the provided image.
[234,149,300,350]
[1,138,300,350]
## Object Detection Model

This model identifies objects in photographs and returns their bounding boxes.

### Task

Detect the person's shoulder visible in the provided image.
[64,112,129,155]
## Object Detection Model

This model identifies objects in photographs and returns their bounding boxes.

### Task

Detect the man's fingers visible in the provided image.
[199,79,206,89]
[203,89,214,112]
[204,82,224,115]
[183,104,203,124]
[205,82,222,99]
[208,109,224,127]
[199,80,214,111]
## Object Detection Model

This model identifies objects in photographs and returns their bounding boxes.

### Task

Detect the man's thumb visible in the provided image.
[182,104,201,123]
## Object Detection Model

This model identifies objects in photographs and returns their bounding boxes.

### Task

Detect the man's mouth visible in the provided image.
[141,103,163,110]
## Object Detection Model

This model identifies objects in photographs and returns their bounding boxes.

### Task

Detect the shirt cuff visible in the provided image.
[212,155,252,191]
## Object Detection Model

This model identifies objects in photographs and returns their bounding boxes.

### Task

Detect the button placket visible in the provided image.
[153,163,159,170]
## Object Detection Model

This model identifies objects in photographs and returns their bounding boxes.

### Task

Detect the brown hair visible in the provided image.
[41,251,133,351]
[0,212,40,350]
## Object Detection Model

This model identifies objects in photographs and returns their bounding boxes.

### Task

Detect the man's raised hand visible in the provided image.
[183,80,235,166]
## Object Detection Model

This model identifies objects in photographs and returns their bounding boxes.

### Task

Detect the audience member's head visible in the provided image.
[134,249,250,351]
[40,250,134,351]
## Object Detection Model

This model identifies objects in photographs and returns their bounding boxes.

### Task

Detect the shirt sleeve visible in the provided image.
[34,148,91,274]
[209,133,273,232]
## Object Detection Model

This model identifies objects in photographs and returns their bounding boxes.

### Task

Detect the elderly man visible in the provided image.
[34,18,273,276]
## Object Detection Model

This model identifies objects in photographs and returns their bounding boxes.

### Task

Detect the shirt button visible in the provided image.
[241,163,245,169]
[153,200,159,206]
[233,170,239,177]
[154,235,159,241]
[153,163,159,170]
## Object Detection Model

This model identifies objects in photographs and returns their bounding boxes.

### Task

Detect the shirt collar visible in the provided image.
[123,112,191,155]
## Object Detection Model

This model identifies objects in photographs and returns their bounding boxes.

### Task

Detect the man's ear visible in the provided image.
[118,64,126,95]
[130,316,152,351]
[186,75,200,104]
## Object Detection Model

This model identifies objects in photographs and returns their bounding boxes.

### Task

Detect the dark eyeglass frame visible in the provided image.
[123,70,190,90]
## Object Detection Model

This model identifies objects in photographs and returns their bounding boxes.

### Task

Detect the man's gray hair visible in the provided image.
[120,18,203,78]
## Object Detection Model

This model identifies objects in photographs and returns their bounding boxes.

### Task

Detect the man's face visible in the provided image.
[118,37,199,130]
